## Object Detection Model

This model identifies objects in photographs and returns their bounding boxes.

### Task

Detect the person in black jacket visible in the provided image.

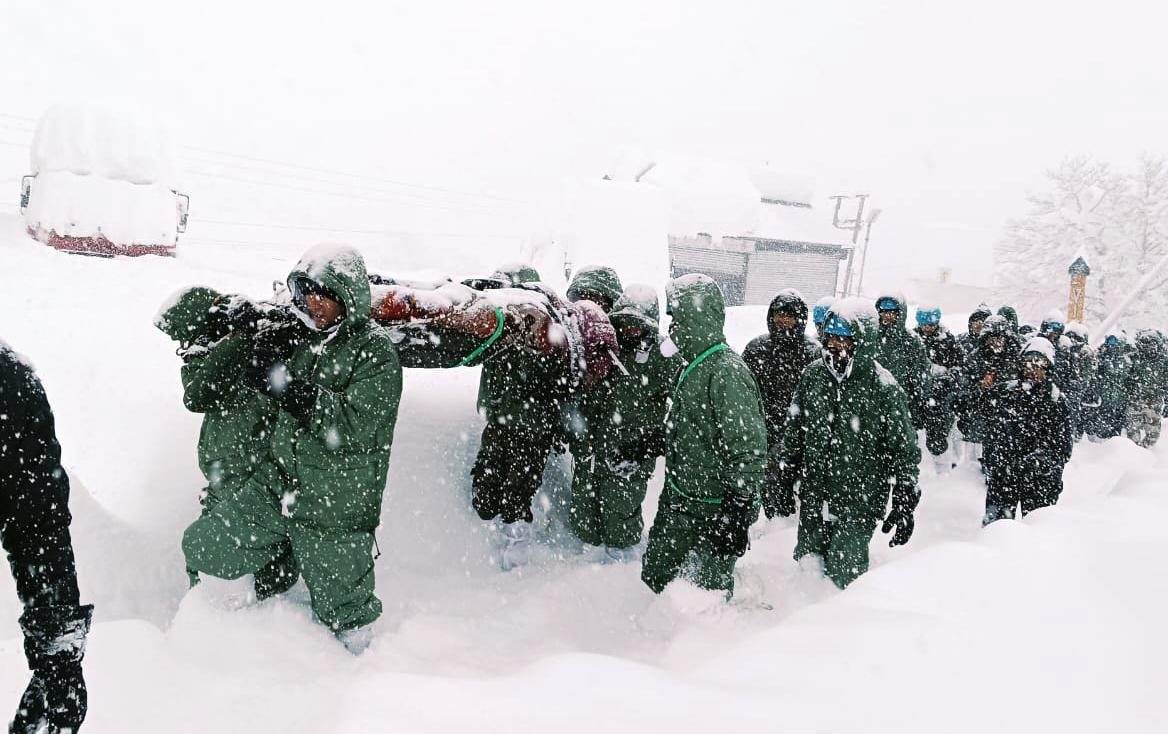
[981,338,1073,525]
[955,315,1021,465]
[1,341,93,734]
[914,306,963,458]
[742,289,820,518]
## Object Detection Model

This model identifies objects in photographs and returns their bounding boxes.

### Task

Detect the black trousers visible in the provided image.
[471,420,557,524]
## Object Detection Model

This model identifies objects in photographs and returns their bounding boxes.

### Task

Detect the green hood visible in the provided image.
[493,263,541,286]
[567,265,623,308]
[825,298,881,375]
[156,286,222,342]
[287,245,371,335]
[666,274,726,360]
[608,283,660,331]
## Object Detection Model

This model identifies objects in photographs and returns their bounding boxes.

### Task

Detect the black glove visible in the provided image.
[221,297,264,334]
[242,328,295,393]
[881,482,919,547]
[704,493,755,558]
[881,506,915,547]
[616,430,666,465]
[1024,451,1059,477]
[243,330,319,422]
[12,605,93,734]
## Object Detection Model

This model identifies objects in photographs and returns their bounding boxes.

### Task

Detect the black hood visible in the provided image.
[766,288,808,340]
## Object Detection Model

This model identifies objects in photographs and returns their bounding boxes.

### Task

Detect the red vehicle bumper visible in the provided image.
[29,227,176,258]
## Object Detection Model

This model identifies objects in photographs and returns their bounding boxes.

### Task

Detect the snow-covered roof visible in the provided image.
[31,103,178,188]
[631,154,848,246]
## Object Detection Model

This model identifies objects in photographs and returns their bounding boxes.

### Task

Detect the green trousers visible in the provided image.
[641,501,736,594]
[794,497,878,589]
[569,450,653,549]
[182,478,381,631]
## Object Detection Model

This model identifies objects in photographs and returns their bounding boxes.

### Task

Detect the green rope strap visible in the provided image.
[667,341,731,505]
[458,307,506,367]
[672,342,730,400]
[667,477,723,505]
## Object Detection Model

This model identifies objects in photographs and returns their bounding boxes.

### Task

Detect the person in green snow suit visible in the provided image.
[568,284,673,556]
[1085,334,1132,439]
[566,265,624,313]
[778,300,921,589]
[182,245,402,650]
[640,274,767,595]
[157,287,304,598]
[470,265,567,537]
[873,293,931,430]
[156,287,278,511]
[1124,329,1168,448]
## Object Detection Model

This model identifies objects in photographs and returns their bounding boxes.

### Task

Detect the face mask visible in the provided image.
[660,337,679,358]
[824,347,851,375]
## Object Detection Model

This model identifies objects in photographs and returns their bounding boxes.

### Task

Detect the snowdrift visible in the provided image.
[0,213,1165,732]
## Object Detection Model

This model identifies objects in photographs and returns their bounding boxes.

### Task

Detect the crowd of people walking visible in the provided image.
[5,242,1167,732]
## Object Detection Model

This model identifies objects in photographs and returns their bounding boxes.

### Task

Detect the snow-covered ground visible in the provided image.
[1,216,1166,732]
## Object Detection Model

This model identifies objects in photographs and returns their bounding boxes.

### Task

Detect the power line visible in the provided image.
[183,168,514,216]
[180,143,526,204]
[178,153,524,209]
[194,216,521,238]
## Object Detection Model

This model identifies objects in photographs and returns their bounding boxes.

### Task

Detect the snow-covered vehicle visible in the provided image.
[19,104,190,257]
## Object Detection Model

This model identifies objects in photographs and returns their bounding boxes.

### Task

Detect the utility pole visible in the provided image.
[1066,255,1090,323]
[831,194,868,296]
[854,208,883,298]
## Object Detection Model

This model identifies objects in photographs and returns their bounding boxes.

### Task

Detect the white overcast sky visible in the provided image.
[2,0,1166,290]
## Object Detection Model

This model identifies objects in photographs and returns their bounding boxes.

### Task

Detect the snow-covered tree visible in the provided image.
[1111,155,1168,329]
[995,155,1168,329]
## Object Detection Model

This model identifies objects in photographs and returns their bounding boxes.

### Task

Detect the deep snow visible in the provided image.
[1,216,1166,733]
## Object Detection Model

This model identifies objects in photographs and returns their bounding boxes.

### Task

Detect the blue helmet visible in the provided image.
[876,296,899,312]
[823,313,854,338]
[916,307,941,327]
[1040,318,1065,334]
[812,304,830,325]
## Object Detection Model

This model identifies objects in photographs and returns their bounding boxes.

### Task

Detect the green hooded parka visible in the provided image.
[640,275,766,594]
[779,300,921,589]
[183,246,402,632]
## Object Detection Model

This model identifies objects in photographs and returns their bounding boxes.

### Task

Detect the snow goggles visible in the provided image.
[823,313,853,338]
[1040,320,1065,334]
[915,308,941,326]
[812,304,829,325]
[289,275,341,311]
[876,297,899,312]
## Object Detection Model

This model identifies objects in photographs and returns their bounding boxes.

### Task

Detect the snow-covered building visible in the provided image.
[20,104,190,257]
[608,154,850,306]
